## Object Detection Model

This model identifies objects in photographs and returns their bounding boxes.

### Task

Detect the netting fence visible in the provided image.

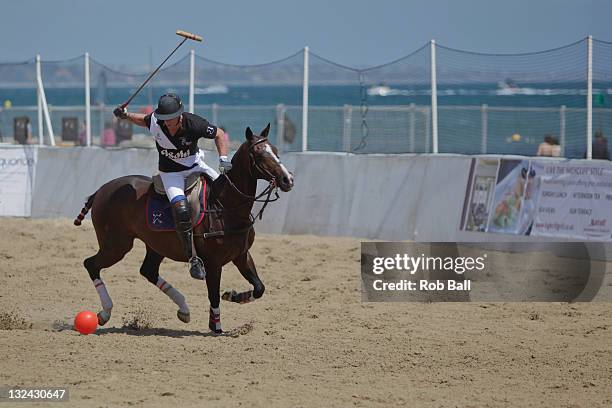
[0,36,611,159]
[436,40,587,158]
[307,44,431,153]
[192,51,304,151]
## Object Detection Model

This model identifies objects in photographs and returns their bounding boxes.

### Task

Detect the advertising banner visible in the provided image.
[461,158,612,241]
[531,162,612,240]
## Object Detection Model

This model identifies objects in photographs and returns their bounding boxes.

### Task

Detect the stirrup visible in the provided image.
[189,256,206,280]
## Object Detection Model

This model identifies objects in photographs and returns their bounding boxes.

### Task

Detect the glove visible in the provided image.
[113,106,128,120]
[219,156,232,174]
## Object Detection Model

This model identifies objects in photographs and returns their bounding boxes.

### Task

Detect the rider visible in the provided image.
[113,94,232,280]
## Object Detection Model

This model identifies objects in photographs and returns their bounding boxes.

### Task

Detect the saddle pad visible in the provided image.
[146,178,207,232]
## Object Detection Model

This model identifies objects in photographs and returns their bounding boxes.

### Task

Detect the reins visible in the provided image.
[197,138,280,239]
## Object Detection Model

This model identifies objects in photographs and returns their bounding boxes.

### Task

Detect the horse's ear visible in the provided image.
[261,123,271,138]
[245,126,254,142]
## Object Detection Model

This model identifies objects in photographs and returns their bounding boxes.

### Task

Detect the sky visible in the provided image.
[1,0,611,68]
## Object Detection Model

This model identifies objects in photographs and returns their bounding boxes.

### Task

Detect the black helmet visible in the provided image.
[154,94,183,120]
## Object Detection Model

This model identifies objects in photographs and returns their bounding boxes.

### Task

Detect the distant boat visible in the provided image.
[367,84,392,97]
[496,78,536,96]
[496,79,520,95]
[195,85,229,95]
[367,84,413,97]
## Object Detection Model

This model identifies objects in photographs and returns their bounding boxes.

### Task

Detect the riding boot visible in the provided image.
[171,198,206,280]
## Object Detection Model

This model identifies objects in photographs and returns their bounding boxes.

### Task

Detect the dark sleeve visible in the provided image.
[190,114,217,140]
[144,114,152,129]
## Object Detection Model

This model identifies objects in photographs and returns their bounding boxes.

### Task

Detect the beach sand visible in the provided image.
[0,218,610,407]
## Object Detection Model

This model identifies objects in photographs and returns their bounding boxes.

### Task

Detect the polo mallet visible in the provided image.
[119,30,203,109]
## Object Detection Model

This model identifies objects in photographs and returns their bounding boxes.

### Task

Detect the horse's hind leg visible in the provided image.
[139,246,191,323]
[223,251,265,304]
[84,236,134,326]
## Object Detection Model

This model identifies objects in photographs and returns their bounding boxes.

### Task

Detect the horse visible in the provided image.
[73,124,294,333]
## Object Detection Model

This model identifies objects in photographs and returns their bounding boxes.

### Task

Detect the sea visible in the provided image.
[1,83,611,158]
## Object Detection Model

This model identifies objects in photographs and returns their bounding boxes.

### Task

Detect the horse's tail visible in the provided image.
[73,192,97,226]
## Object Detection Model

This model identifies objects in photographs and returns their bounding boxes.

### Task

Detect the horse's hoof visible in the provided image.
[97,311,110,326]
[221,290,236,301]
[177,310,190,323]
[253,284,265,299]
[209,322,223,334]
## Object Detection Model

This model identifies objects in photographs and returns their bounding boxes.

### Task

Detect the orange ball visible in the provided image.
[74,310,98,335]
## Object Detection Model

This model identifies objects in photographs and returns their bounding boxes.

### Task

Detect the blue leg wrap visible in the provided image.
[170,194,186,204]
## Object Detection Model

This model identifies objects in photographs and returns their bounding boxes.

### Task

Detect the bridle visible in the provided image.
[199,138,281,239]
[249,138,279,182]
[223,137,280,207]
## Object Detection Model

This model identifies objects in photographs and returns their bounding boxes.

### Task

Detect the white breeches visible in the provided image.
[159,159,219,203]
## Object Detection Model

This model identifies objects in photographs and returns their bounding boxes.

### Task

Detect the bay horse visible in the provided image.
[73,124,293,333]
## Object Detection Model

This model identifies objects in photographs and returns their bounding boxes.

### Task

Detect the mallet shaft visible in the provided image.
[120,30,203,108]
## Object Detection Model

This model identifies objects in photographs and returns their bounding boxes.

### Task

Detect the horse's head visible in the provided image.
[240,123,294,192]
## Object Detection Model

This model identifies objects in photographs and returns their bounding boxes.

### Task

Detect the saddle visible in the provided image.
[146,173,211,232]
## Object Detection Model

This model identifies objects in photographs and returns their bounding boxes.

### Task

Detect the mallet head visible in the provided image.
[176,30,203,42]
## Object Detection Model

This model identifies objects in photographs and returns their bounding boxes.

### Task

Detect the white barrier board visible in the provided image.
[0,147,37,216]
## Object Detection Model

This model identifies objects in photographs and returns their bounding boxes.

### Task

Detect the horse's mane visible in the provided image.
[231,141,249,164]
[210,139,253,200]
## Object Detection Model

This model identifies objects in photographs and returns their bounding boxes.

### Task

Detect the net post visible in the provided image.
[98,104,104,146]
[481,104,488,154]
[430,39,438,154]
[37,55,43,146]
[425,106,431,153]
[560,105,566,157]
[85,52,91,147]
[276,104,286,152]
[189,49,195,114]
[409,103,415,153]
[36,54,55,146]
[302,46,309,152]
[342,104,352,152]
[212,103,219,126]
[586,35,593,160]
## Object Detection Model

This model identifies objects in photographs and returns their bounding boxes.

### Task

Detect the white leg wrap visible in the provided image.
[157,277,189,313]
[209,306,221,332]
[93,278,113,312]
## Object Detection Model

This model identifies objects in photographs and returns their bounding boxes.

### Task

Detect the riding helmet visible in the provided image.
[154,94,184,120]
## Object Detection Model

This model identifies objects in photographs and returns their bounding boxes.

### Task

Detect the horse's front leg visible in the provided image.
[205,264,223,333]
[222,251,264,304]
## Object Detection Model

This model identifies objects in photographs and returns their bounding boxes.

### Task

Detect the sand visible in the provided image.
[0,218,611,407]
